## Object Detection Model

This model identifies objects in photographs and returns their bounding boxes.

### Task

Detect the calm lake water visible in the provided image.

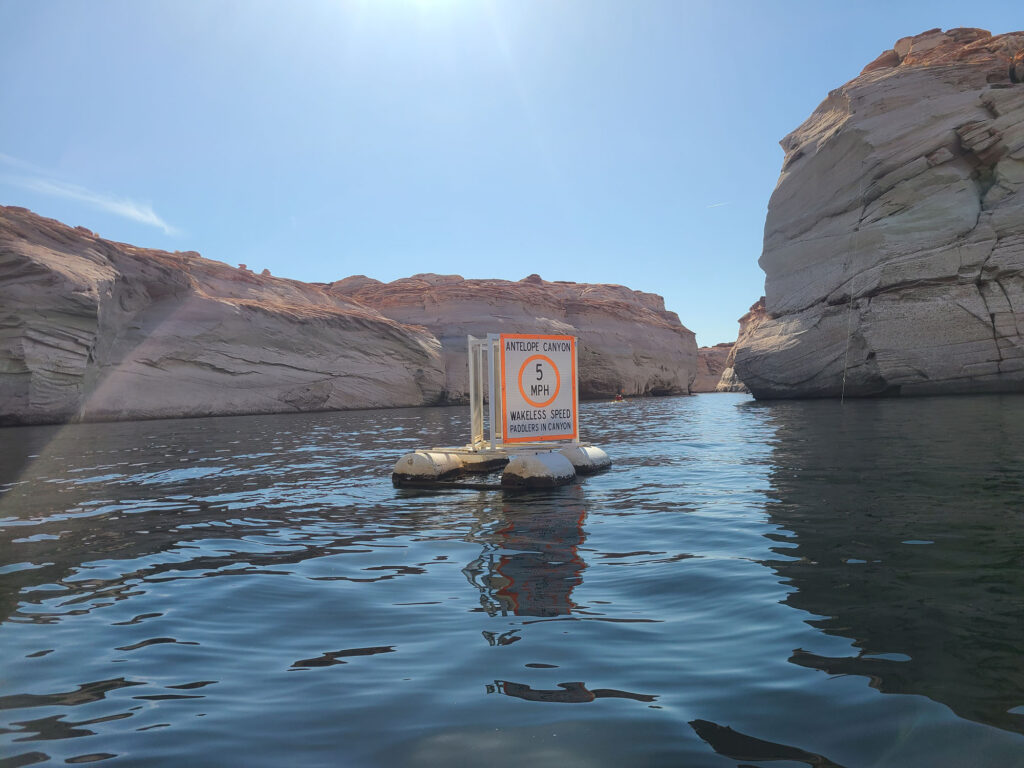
[1,393,1023,767]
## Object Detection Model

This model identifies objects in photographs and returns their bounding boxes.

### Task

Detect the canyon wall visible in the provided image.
[716,298,765,393]
[0,207,696,425]
[0,207,447,425]
[692,343,734,392]
[734,28,1024,398]
[333,273,696,401]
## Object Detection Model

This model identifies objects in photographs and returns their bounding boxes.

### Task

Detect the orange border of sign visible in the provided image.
[500,334,578,443]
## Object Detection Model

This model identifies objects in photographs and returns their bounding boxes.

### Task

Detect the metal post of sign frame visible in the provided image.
[489,334,502,448]
[467,336,484,448]
[467,335,504,451]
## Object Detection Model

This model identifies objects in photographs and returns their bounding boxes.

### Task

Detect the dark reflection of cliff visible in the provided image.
[463,499,586,618]
[756,396,1024,735]
[689,719,847,768]
[490,680,656,704]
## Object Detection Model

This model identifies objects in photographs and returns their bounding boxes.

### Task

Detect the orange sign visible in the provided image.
[500,334,578,443]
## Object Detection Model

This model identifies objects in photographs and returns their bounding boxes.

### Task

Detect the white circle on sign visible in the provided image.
[517,354,561,408]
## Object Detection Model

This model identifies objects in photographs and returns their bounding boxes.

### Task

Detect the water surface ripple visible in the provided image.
[1,394,1023,766]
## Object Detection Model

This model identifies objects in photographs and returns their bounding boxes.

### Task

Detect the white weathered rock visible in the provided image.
[0,207,446,425]
[735,28,1024,398]
[716,298,764,393]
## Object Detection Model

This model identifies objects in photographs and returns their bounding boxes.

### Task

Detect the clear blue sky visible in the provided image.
[1,1,1020,345]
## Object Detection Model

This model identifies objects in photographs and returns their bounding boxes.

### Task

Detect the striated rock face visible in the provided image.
[692,343,734,392]
[717,298,766,393]
[0,207,446,425]
[0,207,697,425]
[735,28,1024,398]
[332,273,697,400]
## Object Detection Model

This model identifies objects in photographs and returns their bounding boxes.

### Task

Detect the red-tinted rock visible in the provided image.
[692,343,734,393]
[333,273,697,400]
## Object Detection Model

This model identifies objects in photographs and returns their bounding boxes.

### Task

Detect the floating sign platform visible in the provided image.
[392,334,611,489]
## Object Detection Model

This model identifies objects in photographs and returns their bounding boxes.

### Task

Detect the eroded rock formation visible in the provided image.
[0,207,697,425]
[692,343,734,392]
[332,273,696,401]
[735,28,1024,398]
[716,298,765,393]
[0,207,446,425]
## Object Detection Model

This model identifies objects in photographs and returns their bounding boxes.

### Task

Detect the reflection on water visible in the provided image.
[463,502,586,618]
[758,396,1024,735]
[1,396,1024,766]
[689,719,847,768]
[490,679,657,704]
[291,646,396,670]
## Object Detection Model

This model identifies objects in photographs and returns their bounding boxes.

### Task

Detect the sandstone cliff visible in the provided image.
[692,343,733,392]
[0,207,697,425]
[0,207,446,425]
[332,272,697,400]
[716,298,765,393]
[734,28,1024,398]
